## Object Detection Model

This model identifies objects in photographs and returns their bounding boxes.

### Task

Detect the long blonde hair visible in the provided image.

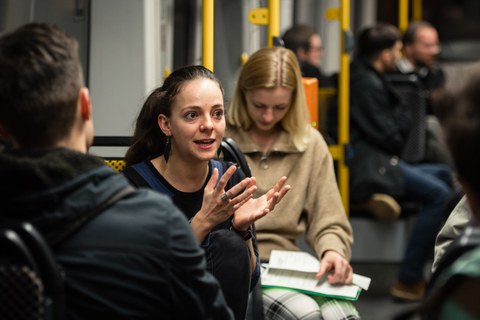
[227,46,311,150]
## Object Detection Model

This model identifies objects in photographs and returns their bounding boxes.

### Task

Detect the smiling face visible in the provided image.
[245,86,293,135]
[158,78,225,163]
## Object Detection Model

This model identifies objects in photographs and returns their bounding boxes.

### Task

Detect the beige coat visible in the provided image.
[226,126,353,261]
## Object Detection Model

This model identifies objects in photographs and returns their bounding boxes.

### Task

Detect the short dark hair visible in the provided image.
[403,21,435,45]
[0,23,83,147]
[282,24,316,56]
[357,23,401,61]
[434,74,480,196]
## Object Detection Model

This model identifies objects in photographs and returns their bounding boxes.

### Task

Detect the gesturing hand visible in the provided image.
[192,165,257,236]
[232,176,291,231]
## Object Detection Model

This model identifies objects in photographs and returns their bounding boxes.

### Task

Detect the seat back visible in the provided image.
[0,223,65,320]
[387,73,427,163]
[219,137,252,177]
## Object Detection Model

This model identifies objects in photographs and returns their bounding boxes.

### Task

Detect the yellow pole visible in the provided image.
[202,0,214,71]
[338,0,350,213]
[413,0,423,21]
[268,0,280,47]
[399,0,409,33]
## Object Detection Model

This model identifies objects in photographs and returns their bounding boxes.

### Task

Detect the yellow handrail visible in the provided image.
[267,0,280,47]
[337,0,351,213]
[413,0,423,21]
[202,0,214,71]
[399,0,409,33]
[247,0,280,48]
[325,0,351,214]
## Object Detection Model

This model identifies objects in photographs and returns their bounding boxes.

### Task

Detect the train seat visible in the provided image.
[0,222,65,320]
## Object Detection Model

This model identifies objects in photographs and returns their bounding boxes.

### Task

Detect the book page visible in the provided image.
[261,250,371,300]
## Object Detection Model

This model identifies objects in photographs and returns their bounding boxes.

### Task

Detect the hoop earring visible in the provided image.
[164,136,171,163]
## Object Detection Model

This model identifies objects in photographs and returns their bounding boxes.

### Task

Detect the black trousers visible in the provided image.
[203,229,252,320]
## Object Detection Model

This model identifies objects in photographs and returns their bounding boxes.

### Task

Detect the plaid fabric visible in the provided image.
[263,288,360,320]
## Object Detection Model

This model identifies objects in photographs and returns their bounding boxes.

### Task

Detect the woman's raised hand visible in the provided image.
[232,176,291,231]
[193,165,257,233]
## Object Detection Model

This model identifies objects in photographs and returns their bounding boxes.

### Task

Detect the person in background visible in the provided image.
[416,72,480,319]
[395,20,454,168]
[282,24,335,88]
[123,65,290,320]
[432,195,472,273]
[348,23,453,302]
[0,23,233,319]
[397,21,445,107]
[226,46,358,320]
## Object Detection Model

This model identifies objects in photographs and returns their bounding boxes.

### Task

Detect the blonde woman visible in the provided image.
[226,46,358,320]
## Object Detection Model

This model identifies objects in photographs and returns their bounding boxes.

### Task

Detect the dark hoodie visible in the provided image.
[0,148,233,320]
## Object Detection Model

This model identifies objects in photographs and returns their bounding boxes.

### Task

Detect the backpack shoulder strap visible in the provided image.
[211,159,223,188]
[131,161,173,196]
[50,185,135,247]
[132,159,223,192]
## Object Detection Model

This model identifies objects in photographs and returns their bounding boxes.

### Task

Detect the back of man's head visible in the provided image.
[283,24,316,57]
[357,23,401,62]
[435,74,480,204]
[0,23,83,148]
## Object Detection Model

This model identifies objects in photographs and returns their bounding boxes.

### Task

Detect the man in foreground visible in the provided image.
[0,22,233,319]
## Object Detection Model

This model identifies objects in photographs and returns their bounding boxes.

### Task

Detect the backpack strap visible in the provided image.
[211,159,223,188]
[131,161,173,196]
[50,185,135,247]
[132,160,224,194]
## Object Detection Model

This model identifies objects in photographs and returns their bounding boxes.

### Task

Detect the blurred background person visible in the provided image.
[282,24,335,88]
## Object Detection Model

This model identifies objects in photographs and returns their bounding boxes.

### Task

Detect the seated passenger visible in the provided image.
[392,20,454,168]
[226,46,359,320]
[348,23,453,302]
[417,72,480,319]
[123,65,290,320]
[0,23,233,319]
[432,195,472,273]
[282,24,335,88]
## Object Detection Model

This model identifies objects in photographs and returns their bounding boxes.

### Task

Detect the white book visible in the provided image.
[261,250,371,301]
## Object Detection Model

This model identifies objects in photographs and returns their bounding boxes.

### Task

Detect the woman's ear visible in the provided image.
[157,114,171,136]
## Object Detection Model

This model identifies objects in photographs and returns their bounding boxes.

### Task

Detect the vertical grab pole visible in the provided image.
[338,0,351,214]
[267,0,280,47]
[413,0,423,21]
[202,0,214,71]
[399,0,409,33]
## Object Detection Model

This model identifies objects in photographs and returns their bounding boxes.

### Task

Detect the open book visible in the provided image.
[261,250,371,301]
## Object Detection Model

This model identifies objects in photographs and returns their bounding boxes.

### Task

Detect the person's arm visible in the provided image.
[433,195,472,272]
[167,204,234,320]
[304,131,354,284]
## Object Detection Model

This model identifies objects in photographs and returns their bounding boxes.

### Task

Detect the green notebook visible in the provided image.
[261,250,371,301]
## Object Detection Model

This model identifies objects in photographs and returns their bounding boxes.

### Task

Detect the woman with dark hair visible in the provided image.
[123,65,290,320]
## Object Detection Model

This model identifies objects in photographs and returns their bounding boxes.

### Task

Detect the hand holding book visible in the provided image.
[261,250,371,301]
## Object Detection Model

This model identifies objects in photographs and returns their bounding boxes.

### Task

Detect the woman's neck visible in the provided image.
[248,127,281,154]
[151,155,209,192]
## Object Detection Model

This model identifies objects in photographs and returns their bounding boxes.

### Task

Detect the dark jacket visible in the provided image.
[300,61,335,88]
[350,58,411,154]
[0,148,233,320]
[348,59,411,202]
